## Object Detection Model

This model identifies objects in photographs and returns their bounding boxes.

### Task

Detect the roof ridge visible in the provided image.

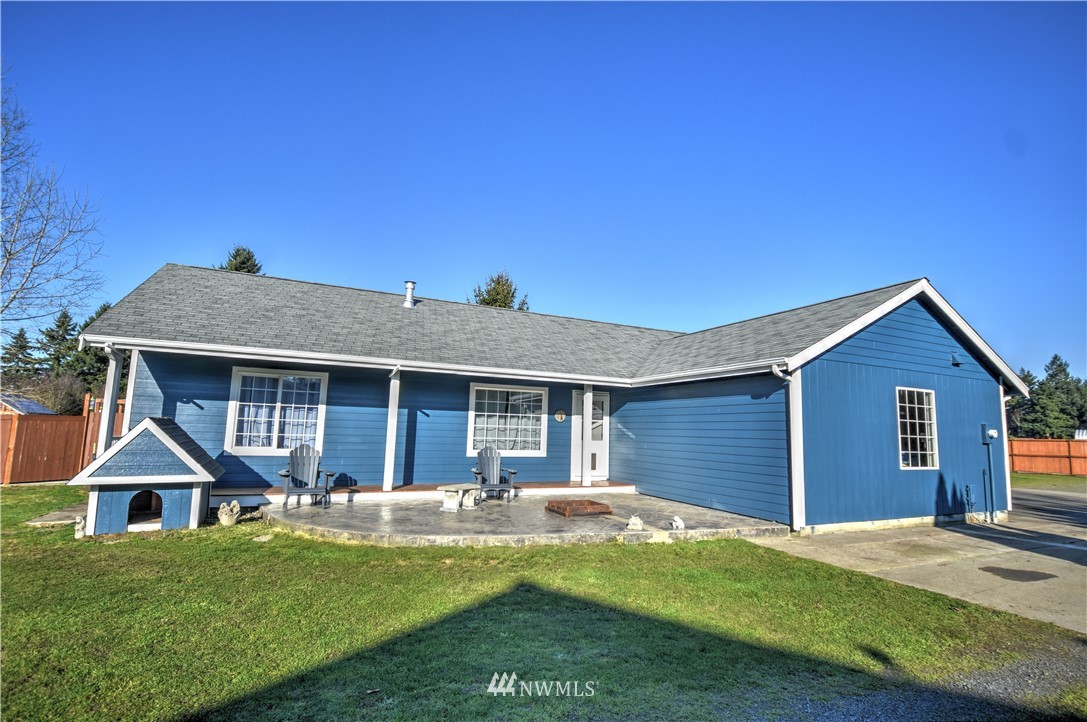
[669,278,925,341]
[162,263,684,336]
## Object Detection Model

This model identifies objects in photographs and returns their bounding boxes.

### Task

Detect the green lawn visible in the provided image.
[1011,472,1087,493]
[2,485,1084,721]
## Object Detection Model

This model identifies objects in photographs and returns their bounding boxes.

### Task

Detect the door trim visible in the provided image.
[571,390,610,481]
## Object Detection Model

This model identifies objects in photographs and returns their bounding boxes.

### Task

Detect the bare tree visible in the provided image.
[2,94,104,323]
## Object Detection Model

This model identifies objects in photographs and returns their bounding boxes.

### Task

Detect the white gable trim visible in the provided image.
[69,417,220,485]
[785,280,1029,397]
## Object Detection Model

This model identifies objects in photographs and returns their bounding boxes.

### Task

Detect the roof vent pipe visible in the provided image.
[403,281,416,309]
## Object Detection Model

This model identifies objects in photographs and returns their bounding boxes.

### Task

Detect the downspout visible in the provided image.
[771,364,792,382]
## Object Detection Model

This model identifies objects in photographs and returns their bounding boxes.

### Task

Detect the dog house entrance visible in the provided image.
[127,490,164,532]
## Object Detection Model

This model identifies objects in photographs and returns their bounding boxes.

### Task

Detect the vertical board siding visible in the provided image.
[803,300,1008,525]
[394,373,576,485]
[609,376,790,523]
[95,486,193,534]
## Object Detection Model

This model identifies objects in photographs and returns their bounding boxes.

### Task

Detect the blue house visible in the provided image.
[75,264,1027,535]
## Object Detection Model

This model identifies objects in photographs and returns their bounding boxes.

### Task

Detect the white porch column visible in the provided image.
[382,368,401,492]
[95,345,124,458]
[581,384,593,487]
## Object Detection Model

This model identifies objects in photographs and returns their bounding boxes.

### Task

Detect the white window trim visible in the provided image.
[466,382,548,458]
[224,366,329,456]
[896,386,939,471]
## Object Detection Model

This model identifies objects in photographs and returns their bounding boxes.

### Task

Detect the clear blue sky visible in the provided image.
[3,2,1084,377]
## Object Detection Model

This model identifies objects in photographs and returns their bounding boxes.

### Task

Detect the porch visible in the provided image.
[261,493,788,547]
[212,480,635,507]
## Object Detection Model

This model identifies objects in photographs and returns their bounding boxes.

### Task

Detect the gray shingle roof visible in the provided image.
[86,265,682,379]
[635,280,919,377]
[148,417,225,479]
[84,264,921,382]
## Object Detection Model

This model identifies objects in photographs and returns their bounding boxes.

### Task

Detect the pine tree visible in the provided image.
[1005,368,1037,437]
[217,245,263,274]
[1,327,41,382]
[62,302,115,393]
[37,309,77,374]
[1018,355,1081,438]
[471,271,529,311]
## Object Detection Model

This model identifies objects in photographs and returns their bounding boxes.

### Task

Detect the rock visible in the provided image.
[626,515,643,531]
[251,534,273,543]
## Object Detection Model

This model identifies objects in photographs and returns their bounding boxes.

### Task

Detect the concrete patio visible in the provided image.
[262,494,788,547]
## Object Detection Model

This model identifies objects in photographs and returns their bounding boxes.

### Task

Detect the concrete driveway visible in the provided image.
[751,487,1087,634]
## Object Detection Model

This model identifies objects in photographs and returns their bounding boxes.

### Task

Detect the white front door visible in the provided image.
[571,391,609,481]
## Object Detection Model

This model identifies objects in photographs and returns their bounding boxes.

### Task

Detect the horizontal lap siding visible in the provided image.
[394,374,576,485]
[610,376,790,523]
[131,353,388,487]
[803,300,1008,525]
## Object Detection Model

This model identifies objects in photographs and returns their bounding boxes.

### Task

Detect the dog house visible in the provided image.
[69,417,224,535]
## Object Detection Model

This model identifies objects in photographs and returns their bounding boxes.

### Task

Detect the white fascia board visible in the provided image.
[70,416,219,485]
[784,280,1030,398]
[79,335,633,388]
[80,334,785,389]
[629,360,785,387]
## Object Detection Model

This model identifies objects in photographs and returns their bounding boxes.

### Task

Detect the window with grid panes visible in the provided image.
[468,385,546,455]
[897,387,938,469]
[228,369,325,453]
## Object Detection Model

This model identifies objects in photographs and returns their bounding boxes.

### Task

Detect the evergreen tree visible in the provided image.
[471,271,529,311]
[1005,368,1037,438]
[1017,355,1082,438]
[1,327,41,382]
[37,309,77,374]
[62,303,115,393]
[217,245,263,274]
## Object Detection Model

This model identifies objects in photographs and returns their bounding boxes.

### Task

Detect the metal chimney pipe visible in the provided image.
[403,281,416,308]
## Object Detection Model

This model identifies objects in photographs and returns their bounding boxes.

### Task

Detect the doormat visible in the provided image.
[545,499,613,518]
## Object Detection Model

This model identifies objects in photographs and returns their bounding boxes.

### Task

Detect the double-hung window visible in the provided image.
[897,387,938,469]
[467,383,547,457]
[226,367,328,455]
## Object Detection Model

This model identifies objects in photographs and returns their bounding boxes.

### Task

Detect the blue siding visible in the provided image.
[393,374,577,484]
[90,430,197,477]
[610,376,790,523]
[95,486,193,534]
[130,353,389,487]
[130,354,578,488]
[803,300,1008,525]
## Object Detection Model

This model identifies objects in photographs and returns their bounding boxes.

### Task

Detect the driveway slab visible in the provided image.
[751,488,1087,634]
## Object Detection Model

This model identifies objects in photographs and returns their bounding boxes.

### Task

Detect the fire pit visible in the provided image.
[545,499,613,518]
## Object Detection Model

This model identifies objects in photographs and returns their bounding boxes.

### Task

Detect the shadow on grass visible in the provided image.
[180,583,1044,721]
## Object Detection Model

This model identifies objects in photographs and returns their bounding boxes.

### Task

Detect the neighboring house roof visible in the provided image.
[69,416,225,486]
[82,264,1028,394]
[0,394,56,415]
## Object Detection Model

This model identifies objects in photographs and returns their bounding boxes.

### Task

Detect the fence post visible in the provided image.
[2,414,18,485]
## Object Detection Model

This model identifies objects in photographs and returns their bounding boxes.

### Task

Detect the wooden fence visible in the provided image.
[1009,438,1087,477]
[1,398,126,484]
